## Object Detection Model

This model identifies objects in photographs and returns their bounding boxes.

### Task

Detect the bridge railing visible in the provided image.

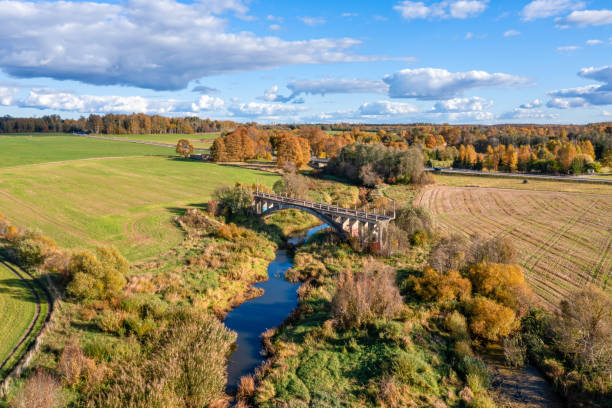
[253,191,395,221]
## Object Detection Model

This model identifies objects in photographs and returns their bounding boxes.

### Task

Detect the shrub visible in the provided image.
[395,206,434,237]
[67,246,128,301]
[428,234,471,272]
[555,285,611,376]
[503,334,526,367]
[471,235,517,264]
[213,184,253,216]
[467,262,533,314]
[10,370,60,408]
[58,341,100,387]
[445,311,470,341]
[411,268,472,303]
[460,356,490,392]
[237,375,256,401]
[467,297,518,341]
[273,171,309,199]
[96,310,124,333]
[331,259,402,329]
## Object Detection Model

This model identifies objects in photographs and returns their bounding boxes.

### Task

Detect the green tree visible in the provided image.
[67,247,128,300]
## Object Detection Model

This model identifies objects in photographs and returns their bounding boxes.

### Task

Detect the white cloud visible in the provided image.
[269,24,282,30]
[358,100,419,116]
[557,45,580,52]
[465,32,474,39]
[586,39,603,46]
[519,98,543,109]
[394,0,487,20]
[0,87,18,106]
[547,66,612,108]
[499,108,559,120]
[191,86,219,95]
[383,68,529,100]
[504,29,521,37]
[228,102,307,118]
[432,96,493,113]
[444,111,494,122]
[547,97,588,109]
[560,9,612,26]
[298,16,326,26]
[602,110,611,116]
[0,0,368,91]
[268,78,389,102]
[341,12,358,17]
[20,88,223,114]
[521,0,584,21]
[191,95,224,112]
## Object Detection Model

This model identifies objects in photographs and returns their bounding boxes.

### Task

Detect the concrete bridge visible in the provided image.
[253,191,395,249]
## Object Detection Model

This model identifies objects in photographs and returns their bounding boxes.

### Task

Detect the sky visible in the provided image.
[0,0,611,124]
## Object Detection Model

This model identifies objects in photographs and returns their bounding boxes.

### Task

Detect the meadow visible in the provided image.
[413,176,612,308]
[0,136,278,261]
[99,133,220,149]
[0,261,49,380]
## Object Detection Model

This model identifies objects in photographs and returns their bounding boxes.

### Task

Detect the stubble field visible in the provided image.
[415,180,612,308]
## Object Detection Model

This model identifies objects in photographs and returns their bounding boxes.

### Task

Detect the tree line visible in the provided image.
[0,114,236,134]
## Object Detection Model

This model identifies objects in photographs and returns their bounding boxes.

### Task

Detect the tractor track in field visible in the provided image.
[0,260,51,381]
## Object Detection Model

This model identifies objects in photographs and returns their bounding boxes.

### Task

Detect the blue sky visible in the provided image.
[0,0,611,124]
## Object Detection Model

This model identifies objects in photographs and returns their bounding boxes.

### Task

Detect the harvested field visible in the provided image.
[415,185,612,308]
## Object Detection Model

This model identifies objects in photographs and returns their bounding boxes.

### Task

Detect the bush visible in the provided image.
[96,310,124,333]
[10,370,60,408]
[394,205,434,238]
[471,235,517,264]
[67,246,128,301]
[446,311,470,341]
[460,355,490,392]
[213,183,253,216]
[467,262,533,314]
[411,268,472,303]
[331,259,402,329]
[428,234,471,272]
[503,334,526,367]
[273,171,309,199]
[467,297,518,341]
[556,285,611,376]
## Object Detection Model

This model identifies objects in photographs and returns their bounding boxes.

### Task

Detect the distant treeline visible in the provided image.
[0,114,238,134]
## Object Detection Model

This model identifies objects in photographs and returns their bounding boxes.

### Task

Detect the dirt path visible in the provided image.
[484,346,562,408]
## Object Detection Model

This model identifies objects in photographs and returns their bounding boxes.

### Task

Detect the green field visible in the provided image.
[100,133,220,149]
[0,135,173,168]
[0,154,278,261]
[0,261,50,380]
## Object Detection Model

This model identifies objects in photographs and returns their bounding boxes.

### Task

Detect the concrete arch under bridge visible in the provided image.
[252,191,395,250]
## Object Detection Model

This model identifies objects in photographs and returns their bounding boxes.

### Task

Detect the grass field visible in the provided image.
[0,261,49,380]
[99,133,220,149]
[0,135,172,168]
[0,156,278,261]
[414,178,612,308]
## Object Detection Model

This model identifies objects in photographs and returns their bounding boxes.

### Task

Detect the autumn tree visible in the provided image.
[276,133,310,169]
[468,296,518,341]
[67,247,128,300]
[210,137,227,161]
[175,139,194,158]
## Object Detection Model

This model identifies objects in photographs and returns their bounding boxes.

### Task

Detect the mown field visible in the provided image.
[414,175,612,308]
[0,134,173,168]
[0,137,278,261]
[0,261,50,380]
[99,133,220,149]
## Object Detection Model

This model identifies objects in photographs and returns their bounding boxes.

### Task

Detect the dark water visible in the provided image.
[224,224,327,391]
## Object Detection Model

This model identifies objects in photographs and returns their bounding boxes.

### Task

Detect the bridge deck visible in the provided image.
[254,191,394,222]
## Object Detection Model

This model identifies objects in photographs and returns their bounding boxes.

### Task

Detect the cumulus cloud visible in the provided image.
[519,99,543,109]
[0,0,369,91]
[499,108,559,120]
[431,96,493,113]
[358,100,419,117]
[20,88,224,114]
[521,0,584,21]
[393,1,487,20]
[603,110,611,116]
[560,9,612,26]
[548,66,612,108]
[263,78,388,102]
[0,87,18,106]
[383,68,529,100]
[228,102,307,118]
[504,29,521,37]
[191,95,225,112]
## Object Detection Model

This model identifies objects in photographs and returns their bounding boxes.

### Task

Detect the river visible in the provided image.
[224,224,327,391]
